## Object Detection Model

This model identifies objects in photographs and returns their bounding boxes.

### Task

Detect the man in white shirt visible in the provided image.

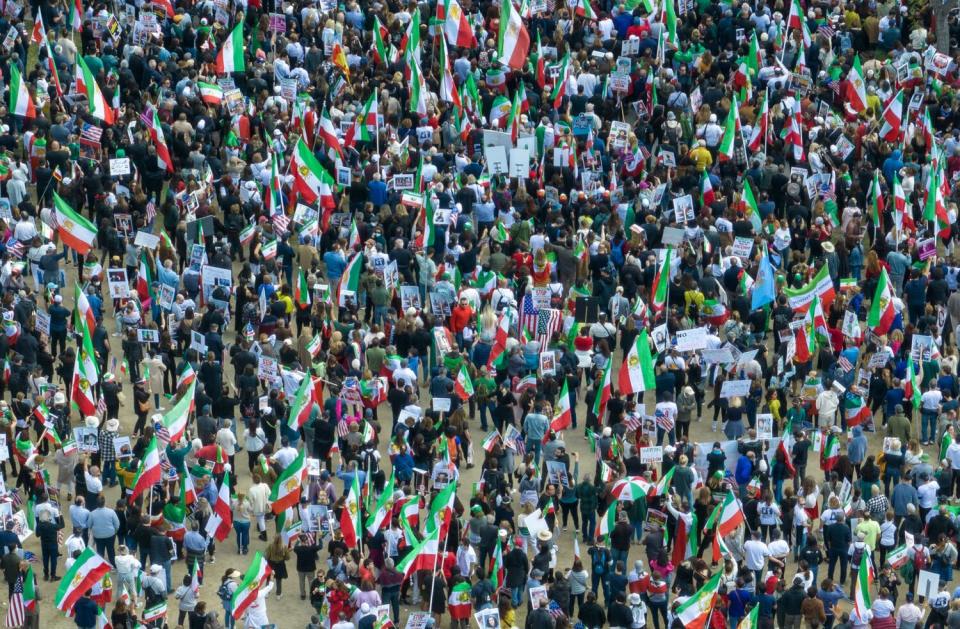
[392,361,417,390]
[920,384,943,446]
[918,474,940,521]
[895,592,924,628]
[271,436,299,470]
[743,530,770,586]
[456,538,477,577]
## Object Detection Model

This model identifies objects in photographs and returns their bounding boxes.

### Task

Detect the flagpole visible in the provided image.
[426,514,443,621]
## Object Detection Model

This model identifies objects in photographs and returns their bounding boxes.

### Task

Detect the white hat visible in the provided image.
[536,530,553,542]
[602,427,612,437]
[53,295,62,303]
[54,392,66,405]
[105,418,120,432]
[84,415,100,428]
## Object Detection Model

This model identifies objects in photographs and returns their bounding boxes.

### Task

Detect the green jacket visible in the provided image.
[576,481,598,514]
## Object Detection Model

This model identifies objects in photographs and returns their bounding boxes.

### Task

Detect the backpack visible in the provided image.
[913,546,929,572]
[217,581,233,604]
[851,544,866,567]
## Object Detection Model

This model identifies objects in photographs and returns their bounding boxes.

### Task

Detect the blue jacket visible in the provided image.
[735,455,753,485]
[393,451,414,482]
[74,596,99,627]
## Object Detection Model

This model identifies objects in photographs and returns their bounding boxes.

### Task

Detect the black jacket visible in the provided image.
[780,583,806,615]
[503,547,529,588]
[579,601,606,628]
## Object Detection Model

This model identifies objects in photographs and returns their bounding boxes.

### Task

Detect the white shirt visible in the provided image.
[880,520,897,546]
[897,603,923,625]
[768,539,790,558]
[84,471,103,496]
[273,446,298,470]
[393,367,417,390]
[743,540,770,570]
[758,503,781,525]
[921,390,943,412]
[871,599,895,618]
[456,545,477,577]
[946,442,960,470]
[918,480,940,508]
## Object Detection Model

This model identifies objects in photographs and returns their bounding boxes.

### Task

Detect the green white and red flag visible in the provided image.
[54,548,111,612]
[270,449,306,514]
[231,552,273,620]
[216,21,245,74]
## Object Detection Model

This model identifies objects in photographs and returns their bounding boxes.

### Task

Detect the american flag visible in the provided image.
[80,123,103,143]
[817,24,835,40]
[546,600,566,620]
[4,239,24,259]
[623,414,642,433]
[336,419,349,438]
[5,575,24,628]
[272,212,291,235]
[519,294,539,340]
[536,308,564,346]
[145,199,156,223]
[21,551,37,564]
[96,396,107,415]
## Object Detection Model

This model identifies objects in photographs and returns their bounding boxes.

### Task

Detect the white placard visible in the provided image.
[109,158,131,176]
[432,397,451,412]
[720,379,752,398]
[640,446,663,464]
[523,509,549,539]
[34,310,50,336]
[134,231,160,249]
[701,348,735,364]
[190,330,207,353]
[651,324,669,353]
[509,148,530,178]
[675,327,708,352]
[917,569,940,601]
[756,414,774,439]
[661,226,686,246]
[672,194,695,223]
[485,145,509,176]
[732,236,754,260]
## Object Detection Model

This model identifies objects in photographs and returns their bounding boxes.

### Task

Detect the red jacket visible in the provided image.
[449,305,474,334]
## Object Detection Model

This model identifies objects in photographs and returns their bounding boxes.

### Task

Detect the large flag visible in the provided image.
[438,38,462,112]
[336,252,363,308]
[867,268,895,335]
[844,394,872,427]
[651,247,672,311]
[703,489,745,536]
[595,501,617,540]
[75,282,97,332]
[53,191,98,255]
[231,553,273,620]
[717,97,740,161]
[751,253,776,310]
[846,54,868,113]
[821,432,840,470]
[365,472,396,536]
[161,381,196,443]
[128,436,161,504]
[317,109,345,161]
[497,0,530,70]
[783,265,835,312]
[592,355,613,420]
[344,91,378,147]
[9,65,36,119]
[409,55,428,116]
[197,81,224,105]
[216,21,245,74]
[619,329,656,395]
[549,379,573,434]
[205,470,233,541]
[270,449,306,514]
[852,550,873,620]
[443,0,477,48]
[286,372,316,430]
[396,525,442,579]
[54,548,111,612]
[76,56,113,124]
[454,364,474,400]
[747,94,768,153]
[145,107,174,173]
[905,356,922,409]
[291,138,336,208]
[879,90,904,142]
[675,572,722,629]
[340,473,361,548]
[550,53,571,108]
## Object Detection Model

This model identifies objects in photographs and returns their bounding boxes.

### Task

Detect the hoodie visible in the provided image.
[848,427,868,465]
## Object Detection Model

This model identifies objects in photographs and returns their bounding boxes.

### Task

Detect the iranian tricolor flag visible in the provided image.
[291,139,336,208]
[270,449,306,514]
[295,268,311,308]
[786,0,809,44]
[340,473,361,548]
[924,166,951,238]
[595,501,617,540]
[128,436,161,504]
[747,94,768,152]
[216,21,245,74]
[821,432,840,471]
[75,282,97,333]
[481,430,502,452]
[439,39,462,112]
[846,54,868,113]
[738,605,759,629]
[785,99,805,161]
[879,90,904,142]
[426,477,457,540]
[287,374,315,430]
[364,472,395,536]
[794,294,820,364]
[396,526,441,579]
[498,0,529,70]
[372,17,394,66]
[592,355,613,420]
[675,572,721,629]
[549,379,572,434]
[671,512,697,565]
[205,470,233,541]
[852,550,873,620]
[337,252,362,308]
[443,0,477,48]
[9,65,36,119]
[783,265,836,312]
[145,108,174,173]
[54,191,98,255]
[76,56,113,124]
[905,356,922,409]
[318,109,344,161]
[489,538,504,589]
[868,169,885,227]
[867,268,895,335]
[409,54,428,116]
[703,489,745,536]
[71,352,97,416]
[619,328,656,395]
[448,581,472,620]
[137,251,153,308]
[844,394,872,427]
[717,96,740,161]
[231,552,273,620]
[700,171,715,206]
[486,314,511,368]
[54,548,112,612]
[198,81,224,105]
[415,195,436,249]
[344,91,378,147]
[651,247,672,311]
[550,53,572,108]
[454,364,475,400]
[23,565,36,612]
[161,381,196,444]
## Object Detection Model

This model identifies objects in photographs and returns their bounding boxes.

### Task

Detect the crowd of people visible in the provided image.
[1,0,960,627]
